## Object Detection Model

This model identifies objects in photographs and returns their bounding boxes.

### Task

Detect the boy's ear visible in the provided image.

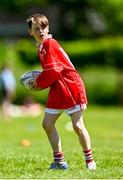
[28,28,32,36]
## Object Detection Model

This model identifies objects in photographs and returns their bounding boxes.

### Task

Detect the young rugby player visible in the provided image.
[26,14,96,170]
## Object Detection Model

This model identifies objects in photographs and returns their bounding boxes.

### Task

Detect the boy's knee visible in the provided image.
[72,123,81,134]
[42,120,48,130]
[42,120,52,132]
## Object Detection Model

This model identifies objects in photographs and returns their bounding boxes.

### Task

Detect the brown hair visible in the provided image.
[26,14,49,29]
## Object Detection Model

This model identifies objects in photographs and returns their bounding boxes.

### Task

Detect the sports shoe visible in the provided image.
[86,161,96,170]
[49,161,68,170]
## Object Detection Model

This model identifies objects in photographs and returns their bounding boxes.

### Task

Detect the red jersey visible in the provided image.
[36,35,87,109]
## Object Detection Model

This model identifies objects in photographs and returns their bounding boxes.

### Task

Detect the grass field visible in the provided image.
[0,106,123,179]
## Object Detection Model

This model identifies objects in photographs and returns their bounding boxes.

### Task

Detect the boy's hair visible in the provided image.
[26,14,49,30]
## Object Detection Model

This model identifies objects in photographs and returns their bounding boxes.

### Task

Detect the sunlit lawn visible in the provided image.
[0,106,123,179]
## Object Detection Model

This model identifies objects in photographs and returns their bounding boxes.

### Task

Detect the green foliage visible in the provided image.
[87,0,123,35]
[0,42,7,65]
[16,37,123,69]
[0,107,123,178]
[0,0,48,12]
[0,37,123,105]
[1,0,123,38]
[81,67,118,105]
[16,39,38,66]
[61,37,123,69]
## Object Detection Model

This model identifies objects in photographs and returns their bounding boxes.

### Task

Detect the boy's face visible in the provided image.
[29,22,49,43]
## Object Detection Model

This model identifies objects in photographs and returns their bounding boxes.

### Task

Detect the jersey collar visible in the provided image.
[38,34,52,52]
[42,34,52,44]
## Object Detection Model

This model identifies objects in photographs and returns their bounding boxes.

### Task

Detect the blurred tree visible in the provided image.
[0,0,48,12]
[87,0,123,35]
[47,0,123,39]
[48,0,90,39]
[0,0,123,39]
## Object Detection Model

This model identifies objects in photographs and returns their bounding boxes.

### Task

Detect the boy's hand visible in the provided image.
[28,79,37,90]
[30,73,42,91]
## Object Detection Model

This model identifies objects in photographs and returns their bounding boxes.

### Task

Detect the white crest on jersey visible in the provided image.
[59,47,74,68]
[42,49,46,55]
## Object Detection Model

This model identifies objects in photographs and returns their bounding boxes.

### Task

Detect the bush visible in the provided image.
[61,37,123,69]
[1,37,123,105]
[16,39,38,66]
[16,37,123,69]
[80,66,118,105]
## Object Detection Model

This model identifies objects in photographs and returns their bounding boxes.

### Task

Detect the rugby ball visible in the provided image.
[20,70,41,90]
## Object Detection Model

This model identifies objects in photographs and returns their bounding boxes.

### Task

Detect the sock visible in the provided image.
[53,151,64,163]
[84,149,94,164]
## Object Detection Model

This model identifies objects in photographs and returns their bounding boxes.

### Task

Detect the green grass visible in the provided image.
[0,106,123,179]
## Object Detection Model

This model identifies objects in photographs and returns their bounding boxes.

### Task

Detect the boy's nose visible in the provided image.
[39,29,43,33]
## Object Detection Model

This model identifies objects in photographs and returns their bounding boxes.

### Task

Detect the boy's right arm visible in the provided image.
[35,62,63,89]
[36,40,64,89]
[36,39,64,89]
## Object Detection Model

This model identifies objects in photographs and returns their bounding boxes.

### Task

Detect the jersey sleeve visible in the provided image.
[36,40,64,89]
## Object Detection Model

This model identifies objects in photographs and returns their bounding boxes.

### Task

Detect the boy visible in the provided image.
[26,14,96,170]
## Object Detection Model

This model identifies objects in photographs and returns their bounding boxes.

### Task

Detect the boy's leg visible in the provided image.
[42,112,68,169]
[42,112,62,152]
[70,110,96,170]
[70,111,91,150]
